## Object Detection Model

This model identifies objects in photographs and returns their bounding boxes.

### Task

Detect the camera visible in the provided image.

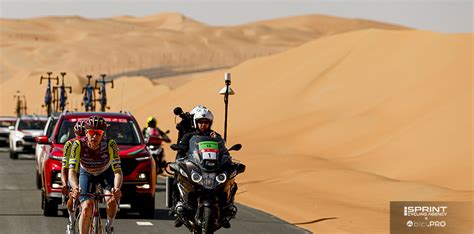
[173,107,195,142]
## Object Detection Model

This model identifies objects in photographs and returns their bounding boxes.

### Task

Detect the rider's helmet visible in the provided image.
[146,116,157,128]
[74,119,87,136]
[190,105,207,116]
[193,108,214,129]
[190,105,207,127]
[84,115,108,130]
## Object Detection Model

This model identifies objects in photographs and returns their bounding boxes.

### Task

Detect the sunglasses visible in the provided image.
[87,129,105,136]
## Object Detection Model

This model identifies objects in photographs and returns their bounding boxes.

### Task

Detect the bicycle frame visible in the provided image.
[73,193,113,234]
[82,75,97,112]
[95,74,114,112]
[40,72,58,116]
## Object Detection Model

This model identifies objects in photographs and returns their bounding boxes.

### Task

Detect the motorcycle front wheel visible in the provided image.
[202,206,214,234]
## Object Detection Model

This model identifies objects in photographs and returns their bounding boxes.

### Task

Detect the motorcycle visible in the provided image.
[144,128,171,175]
[166,135,246,234]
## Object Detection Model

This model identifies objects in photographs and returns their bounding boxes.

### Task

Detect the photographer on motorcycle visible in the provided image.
[175,108,223,159]
[172,107,238,228]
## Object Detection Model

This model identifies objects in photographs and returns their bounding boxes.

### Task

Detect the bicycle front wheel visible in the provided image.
[91,215,103,234]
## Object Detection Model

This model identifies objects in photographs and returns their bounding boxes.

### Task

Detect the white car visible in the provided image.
[0,117,17,146]
[9,115,47,159]
[34,114,59,189]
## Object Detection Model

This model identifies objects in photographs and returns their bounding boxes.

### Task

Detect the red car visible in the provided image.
[37,111,156,217]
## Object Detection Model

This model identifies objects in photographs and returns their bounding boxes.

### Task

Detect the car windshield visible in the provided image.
[18,120,47,130]
[0,121,15,127]
[56,118,142,145]
[45,118,59,138]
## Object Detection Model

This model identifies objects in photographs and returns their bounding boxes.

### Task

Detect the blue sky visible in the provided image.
[0,0,472,33]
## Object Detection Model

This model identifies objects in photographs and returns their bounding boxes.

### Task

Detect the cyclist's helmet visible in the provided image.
[74,119,87,136]
[193,108,214,128]
[85,115,107,130]
[146,116,157,128]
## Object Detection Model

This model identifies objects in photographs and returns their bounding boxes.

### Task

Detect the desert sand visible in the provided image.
[0,13,472,233]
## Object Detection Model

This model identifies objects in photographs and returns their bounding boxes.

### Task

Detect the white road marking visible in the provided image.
[136,222,153,226]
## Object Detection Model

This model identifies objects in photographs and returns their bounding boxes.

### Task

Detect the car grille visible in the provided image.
[23,136,36,143]
[120,158,139,177]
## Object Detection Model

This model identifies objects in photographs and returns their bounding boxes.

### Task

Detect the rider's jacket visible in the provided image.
[62,136,83,169]
[68,137,121,176]
[142,127,171,142]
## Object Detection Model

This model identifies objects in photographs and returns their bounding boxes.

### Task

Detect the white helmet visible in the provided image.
[193,108,214,128]
[190,105,207,115]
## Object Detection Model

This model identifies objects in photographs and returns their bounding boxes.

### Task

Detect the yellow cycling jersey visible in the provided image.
[61,139,75,169]
[68,137,121,176]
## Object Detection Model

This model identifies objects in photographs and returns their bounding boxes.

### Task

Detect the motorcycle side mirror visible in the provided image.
[170,144,186,151]
[146,136,162,146]
[228,144,242,152]
[236,164,246,174]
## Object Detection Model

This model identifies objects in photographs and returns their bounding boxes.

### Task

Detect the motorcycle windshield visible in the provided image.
[187,135,226,171]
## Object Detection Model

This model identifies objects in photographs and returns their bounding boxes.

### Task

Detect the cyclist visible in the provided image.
[69,116,123,234]
[61,119,86,234]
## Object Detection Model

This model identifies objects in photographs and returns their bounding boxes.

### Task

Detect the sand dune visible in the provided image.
[0,13,406,85]
[0,13,471,233]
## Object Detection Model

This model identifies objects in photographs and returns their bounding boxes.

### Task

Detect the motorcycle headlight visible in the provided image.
[179,168,188,178]
[216,173,227,184]
[191,171,202,183]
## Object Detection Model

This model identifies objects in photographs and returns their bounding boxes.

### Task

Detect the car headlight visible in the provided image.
[48,154,62,161]
[191,171,202,183]
[135,155,152,161]
[216,173,227,184]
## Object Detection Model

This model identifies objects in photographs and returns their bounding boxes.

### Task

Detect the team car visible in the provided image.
[38,111,156,217]
[35,114,59,189]
[0,116,16,147]
[9,115,47,159]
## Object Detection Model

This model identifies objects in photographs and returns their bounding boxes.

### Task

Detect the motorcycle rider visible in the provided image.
[173,107,237,228]
[69,116,123,234]
[61,119,86,234]
[143,116,171,142]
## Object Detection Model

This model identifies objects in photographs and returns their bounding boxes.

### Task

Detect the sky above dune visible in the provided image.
[0,0,472,33]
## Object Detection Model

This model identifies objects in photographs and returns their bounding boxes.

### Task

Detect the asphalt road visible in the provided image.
[0,149,309,234]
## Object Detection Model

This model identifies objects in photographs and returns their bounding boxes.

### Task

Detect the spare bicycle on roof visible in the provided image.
[52,72,72,112]
[40,72,59,116]
[95,74,114,112]
[81,75,99,112]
